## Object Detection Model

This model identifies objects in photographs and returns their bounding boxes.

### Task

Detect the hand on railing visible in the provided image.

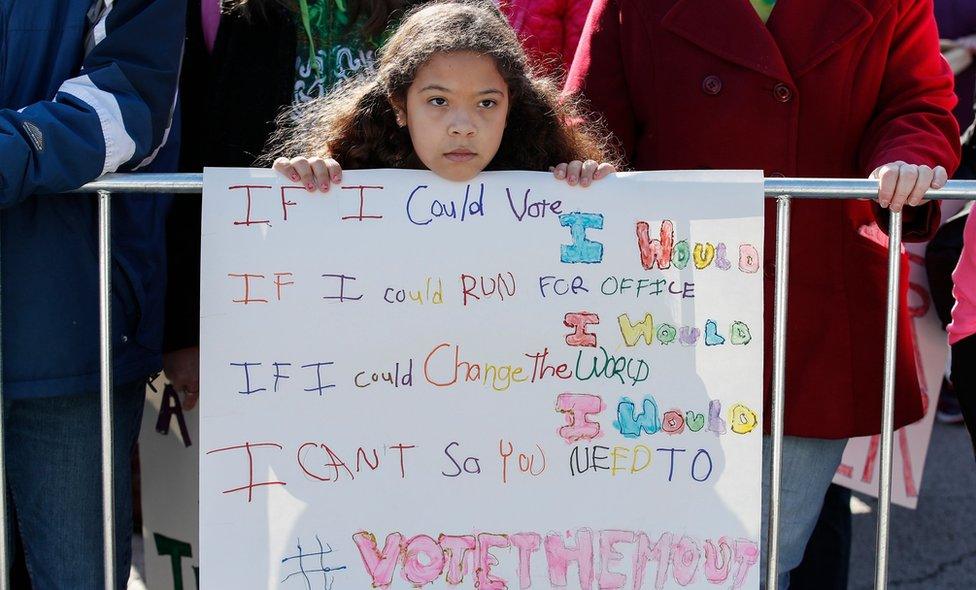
[162,346,199,410]
[870,161,948,212]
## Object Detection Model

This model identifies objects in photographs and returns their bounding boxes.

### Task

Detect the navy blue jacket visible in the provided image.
[0,0,185,399]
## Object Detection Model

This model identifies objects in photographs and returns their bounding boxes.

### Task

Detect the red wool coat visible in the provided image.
[566,0,961,438]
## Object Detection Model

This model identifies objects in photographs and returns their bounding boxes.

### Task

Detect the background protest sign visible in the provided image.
[139,379,200,589]
[833,231,952,509]
[200,168,765,589]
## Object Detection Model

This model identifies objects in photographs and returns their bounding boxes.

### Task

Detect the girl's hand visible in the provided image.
[273,156,343,192]
[870,161,947,213]
[550,160,616,187]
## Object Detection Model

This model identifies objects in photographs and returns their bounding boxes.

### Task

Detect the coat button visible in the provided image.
[702,75,723,95]
[773,83,793,102]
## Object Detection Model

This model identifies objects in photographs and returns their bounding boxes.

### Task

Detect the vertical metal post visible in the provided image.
[766,196,791,589]
[97,190,116,590]
[875,209,902,589]
[0,212,8,590]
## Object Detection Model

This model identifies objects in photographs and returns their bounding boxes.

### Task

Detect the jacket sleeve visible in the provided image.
[856,0,960,241]
[859,0,959,174]
[564,0,638,161]
[0,0,186,208]
[562,0,593,73]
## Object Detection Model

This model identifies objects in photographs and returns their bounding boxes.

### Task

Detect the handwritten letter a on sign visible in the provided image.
[200,169,765,589]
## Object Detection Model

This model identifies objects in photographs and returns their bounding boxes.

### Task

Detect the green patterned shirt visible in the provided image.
[749,0,776,23]
[293,0,392,104]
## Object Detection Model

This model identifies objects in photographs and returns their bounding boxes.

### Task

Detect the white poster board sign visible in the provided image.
[200,168,765,589]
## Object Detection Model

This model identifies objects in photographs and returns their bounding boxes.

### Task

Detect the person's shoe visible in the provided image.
[937,377,965,424]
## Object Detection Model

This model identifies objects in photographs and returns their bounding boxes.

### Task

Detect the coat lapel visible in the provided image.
[660,0,792,82]
[767,0,874,78]
[660,0,875,81]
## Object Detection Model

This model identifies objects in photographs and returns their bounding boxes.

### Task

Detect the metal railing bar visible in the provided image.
[875,210,903,589]
[766,196,791,589]
[71,173,204,193]
[66,174,976,200]
[97,190,116,590]
[764,178,976,200]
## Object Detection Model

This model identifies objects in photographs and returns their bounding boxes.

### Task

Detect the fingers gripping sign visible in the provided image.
[550,160,617,187]
[273,156,343,192]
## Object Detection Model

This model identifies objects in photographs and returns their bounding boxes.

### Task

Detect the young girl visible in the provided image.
[271,0,619,188]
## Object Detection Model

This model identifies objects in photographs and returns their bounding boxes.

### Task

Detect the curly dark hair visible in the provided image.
[265,0,620,171]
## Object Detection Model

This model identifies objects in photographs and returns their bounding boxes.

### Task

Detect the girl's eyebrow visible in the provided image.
[418,85,505,96]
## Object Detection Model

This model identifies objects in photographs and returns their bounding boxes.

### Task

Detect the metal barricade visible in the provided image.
[0,174,199,590]
[0,173,973,590]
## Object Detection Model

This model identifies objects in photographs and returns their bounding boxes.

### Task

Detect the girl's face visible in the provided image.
[400,51,509,182]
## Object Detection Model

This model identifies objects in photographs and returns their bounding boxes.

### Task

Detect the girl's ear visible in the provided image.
[388,93,408,128]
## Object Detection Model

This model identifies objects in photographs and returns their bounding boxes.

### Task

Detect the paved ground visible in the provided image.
[126,422,975,589]
[849,421,976,589]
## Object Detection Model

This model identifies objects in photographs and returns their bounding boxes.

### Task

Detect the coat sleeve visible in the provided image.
[562,0,594,73]
[564,0,638,161]
[0,0,186,208]
[858,0,960,239]
[859,0,959,173]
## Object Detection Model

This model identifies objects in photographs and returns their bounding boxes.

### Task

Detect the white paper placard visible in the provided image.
[200,168,765,589]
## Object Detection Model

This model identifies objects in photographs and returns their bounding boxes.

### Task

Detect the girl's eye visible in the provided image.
[479,99,497,109]
[428,97,447,107]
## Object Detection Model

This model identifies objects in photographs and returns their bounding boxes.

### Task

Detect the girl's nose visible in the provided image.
[448,112,477,136]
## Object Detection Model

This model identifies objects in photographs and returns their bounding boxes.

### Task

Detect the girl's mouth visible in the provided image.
[444,149,476,162]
